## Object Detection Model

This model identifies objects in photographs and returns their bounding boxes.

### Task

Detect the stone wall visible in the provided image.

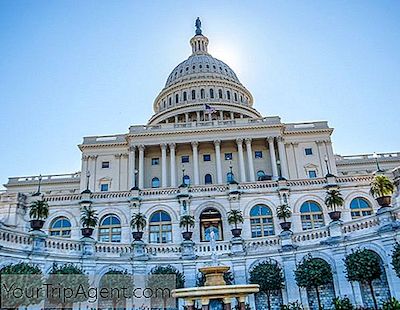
[306,282,335,310]
[254,290,283,310]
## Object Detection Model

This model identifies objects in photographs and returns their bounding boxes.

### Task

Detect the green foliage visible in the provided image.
[383,297,400,310]
[280,301,304,310]
[0,262,44,307]
[392,243,400,278]
[295,256,333,288]
[47,263,90,306]
[99,269,134,308]
[196,271,234,286]
[276,204,292,221]
[130,212,147,232]
[179,215,195,232]
[29,200,49,220]
[370,175,395,198]
[80,205,98,228]
[332,297,354,310]
[250,260,284,310]
[344,249,382,283]
[149,265,185,289]
[227,209,244,228]
[325,189,344,211]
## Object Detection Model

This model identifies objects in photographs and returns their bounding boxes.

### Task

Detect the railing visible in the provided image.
[336,152,400,162]
[245,236,280,252]
[292,227,330,243]
[7,173,81,184]
[146,244,181,256]
[44,237,82,252]
[95,244,132,255]
[195,241,231,254]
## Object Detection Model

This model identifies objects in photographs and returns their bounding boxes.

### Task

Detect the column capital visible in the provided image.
[213,139,221,146]
[138,144,145,151]
[191,141,199,147]
[82,155,90,161]
[277,136,285,143]
[236,138,244,144]
[114,153,122,159]
[168,143,176,149]
[245,138,252,144]
[267,136,275,143]
[89,155,98,160]
[160,143,167,150]
[129,145,136,152]
[121,153,128,158]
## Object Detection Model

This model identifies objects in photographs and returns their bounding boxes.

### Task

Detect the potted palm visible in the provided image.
[276,204,292,231]
[29,200,49,230]
[325,189,344,221]
[179,215,195,240]
[227,209,244,237]
[80,206,98,238]
[130,212,147,241]
[370,175,395,207]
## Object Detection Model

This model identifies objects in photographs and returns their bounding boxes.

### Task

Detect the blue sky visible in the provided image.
[0,0,399,187]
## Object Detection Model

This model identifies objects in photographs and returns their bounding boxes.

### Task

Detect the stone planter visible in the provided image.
[132,231,144,241]
[280,221,292,231]
[182,231,193,241]
[30,220,45,231]
[81,227,94,238]
[231,228,242,238]
[376,196,392,207]
[328,211,342,221]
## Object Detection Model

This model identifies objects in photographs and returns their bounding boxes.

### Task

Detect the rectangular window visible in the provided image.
[100,184,109,192]
[255,151,263,159]
[151,158,159,165]
[308,170,317,178]
[305,148,313,155]
[203,154,211,161]
[225,153,233,160]
[101,161,110,168]
[181,155,189,163]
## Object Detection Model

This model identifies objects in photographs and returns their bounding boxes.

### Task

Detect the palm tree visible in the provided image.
[370,175,395,207]
[276,204,292,230]
[130,212,147,241]
[227,209,244,237]
[80,206,98,237]
[180,215,195,240]
[325,189,344,221]
[29,200,49,230]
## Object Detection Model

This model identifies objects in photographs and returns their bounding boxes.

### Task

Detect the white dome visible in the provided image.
[165,54,241,88]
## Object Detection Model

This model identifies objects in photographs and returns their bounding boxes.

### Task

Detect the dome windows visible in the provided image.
[183,91,187,101]
[218,89,223,99]
[191,90,196,100]
[200,89,205,99]
[210,89,214,99]
[175,94,179,104]
[227,90,231,100]
[234,93,238,101]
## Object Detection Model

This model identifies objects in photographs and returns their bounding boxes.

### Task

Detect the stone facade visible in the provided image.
[1,20,400,310]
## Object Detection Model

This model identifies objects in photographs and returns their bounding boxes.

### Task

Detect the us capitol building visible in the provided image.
[1,20,400,310]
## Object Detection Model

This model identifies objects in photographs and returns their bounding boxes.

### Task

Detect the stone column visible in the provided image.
[332,248,358,304]
[282,255,302,302]
[128,146,136,189]
[277,136,289,179]
[90,155,98,191]
[114,154,122,191]
[201,298,210,310]
[238,296,246,310]
[236,138,246,182]
[169,143,177,187]
[324,140,338,175]
[223,298,232,310]
[214,140,223,184]
[80,155,89,191]
[138,145,145,189]
[161,143,167,187]
[267,137,278,180]
[245,138,255,182]
[192,141,200,185]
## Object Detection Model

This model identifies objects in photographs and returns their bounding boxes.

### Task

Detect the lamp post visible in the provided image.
[277,159,282,180]
[324,155,334,177]
[32,174,42,196]
[373,152,384,173]
[182,164,186,185]
[85,171,90,191]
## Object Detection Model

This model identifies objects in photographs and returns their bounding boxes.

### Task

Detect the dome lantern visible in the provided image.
[191,18,209,55]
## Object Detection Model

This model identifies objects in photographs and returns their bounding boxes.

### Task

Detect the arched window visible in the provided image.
[200,208,223,241]
[151,177,160,188]
[169,97,172,105]
[49,217,71,238]
[204,174,212,184]
[175,94,179,104]
[183,91,187,101]
[350,198,373,219]
[191,90,196,100]
[234,93,238,101]
[163,100,166,109]
[149,211,172,243]
[218,89,223,99]
[257,170,266,181]
[200,89,205,99]
[183,175,191,186]
[227,172,234,183]
[99,215,121,242]
[227,90,231,100]
[300,201,324,230]
[250,205,274,238]
[210,89,214,99]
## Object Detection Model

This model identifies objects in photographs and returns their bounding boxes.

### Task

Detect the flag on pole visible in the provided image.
[204,103,216,113]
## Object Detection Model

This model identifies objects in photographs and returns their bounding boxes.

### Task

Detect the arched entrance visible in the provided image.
[200,208,223,242]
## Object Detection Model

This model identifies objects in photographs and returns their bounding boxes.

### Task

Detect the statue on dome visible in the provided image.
[195,17,202,35]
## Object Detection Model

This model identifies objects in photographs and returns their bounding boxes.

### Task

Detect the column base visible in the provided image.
[377,207,400,233]
[181,240,197,260]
